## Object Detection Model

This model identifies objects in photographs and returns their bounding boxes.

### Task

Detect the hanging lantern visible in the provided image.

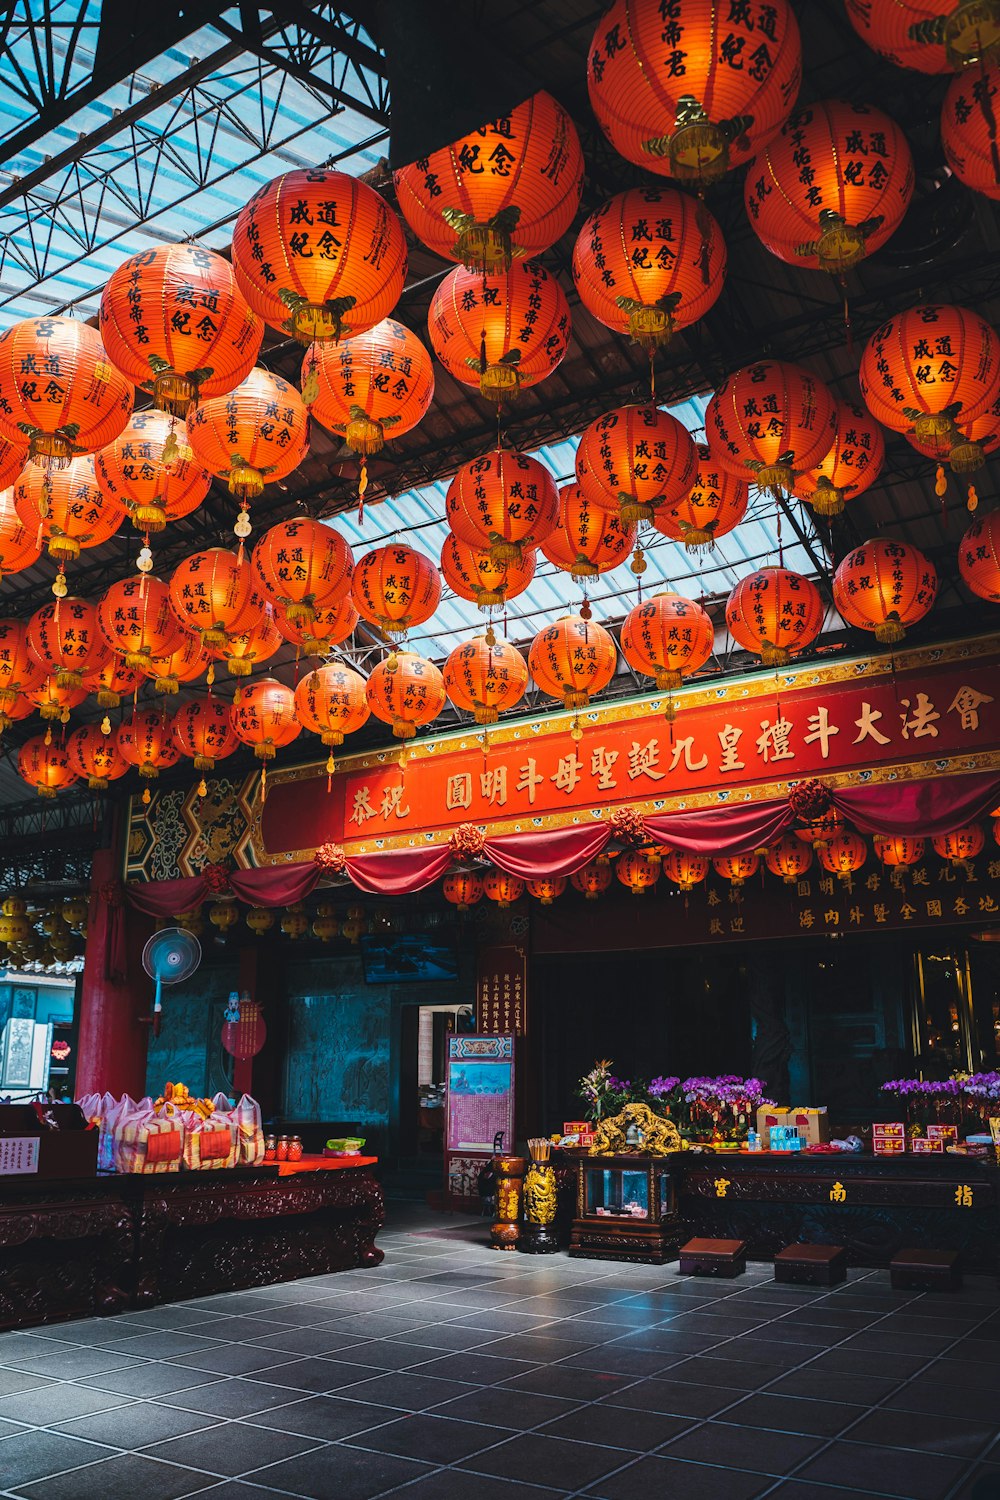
[117,708,182,779]
[428,261,570,402]
[14,453,126,564]
[275,594,359,656]
[651,446,748,554]
[932,823,986,867]
[99,244,262,414]
[172,698,239,771]
[18,736,75,798]
[576,405,698,526]
[958,509,1000,600]
[446,449,559,564]
[366,651,446,739]
[570,862,613,900]
[745,101,914,274]
[304,317,435,454]
[251,519,353,624]
[942,56,1000,199]
[527,877,567,906]
[210,607,281,678]
[587,0,801,185]
[573,186,726,350]
[483,870,524,908]
[60,897,88,930]
[95,409,211,534]
[82,656,138,709]
[528,615,617,710]
[0,487,41,581]
[246,907,275,936]
[185,368,309,509]
[294,663,370,747]
[280,906,308,940]
[0,619,43,713]
[713,853,760,888]
[142,631,210,695]
[707,362,837,493]
[616,850,660,896]
[209,900,239,933]
[0,690,38,736]
[28,598,110,691]
[229,678,301,760]
[312,908,339,943]
[342,907,365,944]
[818,831,868,884]
[791,401,886,518]
[0,432,28,490]
[662,849,709,892]
[541,483,637,579]
[859,305,1000,474]
[443,636,528,723]
[620,591,714,701]
[168,547,257,648]
[874,834,926,868]
[767,840,815,882]
[0,316,133,467]
[726,567,824,665]
[98,575,186,668]
[441,533,536,609]
[443,871,484,913]
[906,394,1000,486]
[394,91,583,271]
[833,539,938,644]
[844,0,1000,73]
[28,673,86,723]
[231,168,407,343]
[351,545,442,639]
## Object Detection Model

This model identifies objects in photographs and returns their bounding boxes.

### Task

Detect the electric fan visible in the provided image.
[141,927,202,1036]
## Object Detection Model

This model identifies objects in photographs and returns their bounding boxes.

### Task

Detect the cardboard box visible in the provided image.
[910,1137,944,1153]
[757,1105,789,1148]
[790,1107,830,1145]
[872,1122,905,1140]
[926,1125,958,1143]
[873,1138,905,1155]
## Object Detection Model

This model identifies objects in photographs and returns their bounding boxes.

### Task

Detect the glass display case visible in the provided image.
[570,1154,680,1264]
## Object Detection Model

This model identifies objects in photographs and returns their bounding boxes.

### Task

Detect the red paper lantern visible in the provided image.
[794,810,845,849]
[232,169,407,342]
[185,368,309,504]
[211,608,281,678]
[652,445,748,553]
[304,317,434,452]
[541,483,637,579]
[95,409,211,534]
[726,567,824,665]
[172,697,239,770]
[745,101,913,274]
[0,432,28,491]
[844,0,1000,72]
[483,870,524,908]
[620,591,714,694]
[833,539,937,643]
[428,261,570,402]
[18,736,76,797]
[67,723,128,790]
[274,595,359,656]
[587,0,802,185]
[933,823,986,865]
[707,361,837,492]
[117,707,181,778]
[576,405,698,525]
[527,877,567,906]
[0,619,43,713]
[14,453,126,562]
[230,678,301,760]
[351,545,442,639]
[958,508,1000,600]
[0,487,41,581]
[662,849,709,891]
[0,316,133,466]
[942,57,1000,199]
[29,672,87,721]
[366,651,446,739]
[221,998,267,1060]
[528,615,617,709]
[98,575,186,668]
[294,662,370,747]
[616,850,660,896]
[440,533,536,608]
[100,244,262,414]
[394,91,584,271]
[169,547,257,647]
[818,830,868,883]
[874,834,926,867]
[765,834,813,883]
[253,517,352,624]
[28,598,109,688]
[713,853,759,887]
[446,449,559,563]
[142,630,209,695]
[82,656,138,709]
[791,401,886,517]
[573,185,726,350]
[571,861,613,899]
[443,871,484,913]
[443,635,528,723]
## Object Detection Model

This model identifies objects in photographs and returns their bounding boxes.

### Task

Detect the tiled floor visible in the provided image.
[0,1204,998,1499]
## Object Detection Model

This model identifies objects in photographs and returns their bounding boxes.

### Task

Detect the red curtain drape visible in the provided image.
[345,846,453,895]
[484,823,611,878]
[127,875,208,918]
[643,801,795,855]
[832,770,1000,836]
[230,864,322,907]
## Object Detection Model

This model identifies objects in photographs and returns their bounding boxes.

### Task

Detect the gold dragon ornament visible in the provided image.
[588,1103,682,1156]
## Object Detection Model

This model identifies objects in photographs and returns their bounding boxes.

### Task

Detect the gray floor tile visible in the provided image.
[53,1402,220,1449]
[582,1453,770,1499]
[143,1421,320,1476]
[457,1431,631,1489]
[0,1428,117,1488]
[345,1411,511,1463]
[240,1395,400,1441]
[0,1384,132,1426]
[245,1443,431,1499]
[13,1451,216,1499]
[795,1439,966,1499]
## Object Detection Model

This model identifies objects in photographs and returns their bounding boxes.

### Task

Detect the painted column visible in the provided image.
[76,848,153,1097]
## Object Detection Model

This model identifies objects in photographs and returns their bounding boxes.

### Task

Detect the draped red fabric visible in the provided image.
[643,801,795,855]
[345,846,453,895]
[229,864,321,907]
[832,771,1000,836]
[127,875,208,918]
[484,823,611,878]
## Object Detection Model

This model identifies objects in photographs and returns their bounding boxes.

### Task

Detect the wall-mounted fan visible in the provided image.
[141,927,202,1037]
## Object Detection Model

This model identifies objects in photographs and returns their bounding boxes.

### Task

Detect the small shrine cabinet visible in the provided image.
[569,1153,681,1264]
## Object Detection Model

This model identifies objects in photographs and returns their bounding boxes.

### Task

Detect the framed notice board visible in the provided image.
[444,1034,515,1209]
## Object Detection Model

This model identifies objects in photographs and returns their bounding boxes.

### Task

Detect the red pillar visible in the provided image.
[76,848,154,1098]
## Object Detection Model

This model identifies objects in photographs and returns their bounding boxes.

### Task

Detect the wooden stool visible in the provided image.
[890,1248,963,1291]
[678,1237,746,1277]
[774,1243,847,1286]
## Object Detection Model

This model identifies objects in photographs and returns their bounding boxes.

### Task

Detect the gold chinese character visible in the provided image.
[955,1185,974,1208]
[713,1177,730,1199]
[830,1181,847,1203]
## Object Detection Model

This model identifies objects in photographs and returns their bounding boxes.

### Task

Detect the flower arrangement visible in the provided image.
[574,1064,770,1142]
[881,1073,1000,1129]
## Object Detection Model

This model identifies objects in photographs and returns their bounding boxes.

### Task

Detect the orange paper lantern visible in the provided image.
[819,830,868,883]
[81,656,138,709]
[446,449,559,564]
[185,368,309,503]
[616,850,660,896]
[765,834,813,883]
[794,810,845,849]
[791,400,886,518]
[833,539,937,644]
[172,697,239,770]
[394,91,584,271]
[231,169,407,342]
[651,444,748,552]
[745,100,913,274]
[541,483,637,579]
[443,871,484,913]
[958,509,1000,600]
[67,723,128,791]
[527,877,567,905]
[483,870,524,908]
[576,405,698,525]
[253,517,352,623]
[726,566,824,665]
[707,361,837,492]
[0,316,133,467]
[428,260,570,402]
[142,631,209,695]
[845,0,999,72]
[366,651,446,740]
[304,317,434,453]
[662,849,710,891]
[587,0,802,185]
[932,823,986,865]
[942,57,1000,199]
[27,598,109,688]
[713,853,759,887]
[294,662,370,747]
[0,619,44,712]
[98,575,187,668]
[440,533,536,609]
[528,615,617,709]
[874,834,926,867]
[571,861,613,899]
[117,707,181,778]
[351,545,442,639]
[0,432,28,490]
[0,487,41,580]
[28,674,86,722]
[620,591,714,696]
[274,594,359,656]
[169,547,257,648]
[210,607,281,679]
[14,453,126,562]
[229,678,301,761]
[95,409,211,534]
[573,185,726,349]
[18,736,76,797]
[443,635,528,724]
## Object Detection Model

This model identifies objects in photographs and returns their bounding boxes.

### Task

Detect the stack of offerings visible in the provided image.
[78,1088,265,1173]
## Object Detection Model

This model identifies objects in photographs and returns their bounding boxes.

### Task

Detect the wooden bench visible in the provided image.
[774,1243,847,1286]
[890,1248,963,1291]
[678,1236,747,1277]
